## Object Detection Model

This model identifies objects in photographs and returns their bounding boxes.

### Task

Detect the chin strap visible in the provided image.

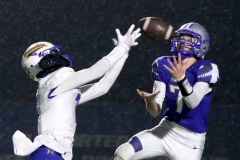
[36,53,71,78]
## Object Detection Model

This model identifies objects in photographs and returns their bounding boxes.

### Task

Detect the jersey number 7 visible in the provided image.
[170,85,183,113]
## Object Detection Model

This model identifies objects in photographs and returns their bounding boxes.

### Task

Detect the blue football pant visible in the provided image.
[29,145,63,160]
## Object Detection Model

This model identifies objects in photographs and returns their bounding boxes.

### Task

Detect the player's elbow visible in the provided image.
[187,103,198,109]
[184,99,200,109]
[150,112,160,118]
[146,102,161,117]
[98,87,110,96]
[147,108,160,118]
[183,93,202,109]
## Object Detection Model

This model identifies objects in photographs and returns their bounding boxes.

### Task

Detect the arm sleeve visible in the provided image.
[184,62,219,109]
[50,46,128,96]
[153,80,166,110]
[78,56,127,105]
[183,82,212,109]
[151,58,166,109]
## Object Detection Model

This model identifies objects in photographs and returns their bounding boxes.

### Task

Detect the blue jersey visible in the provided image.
[151,56,219,133]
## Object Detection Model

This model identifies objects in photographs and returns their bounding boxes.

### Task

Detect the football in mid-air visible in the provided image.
[138,17,175,41]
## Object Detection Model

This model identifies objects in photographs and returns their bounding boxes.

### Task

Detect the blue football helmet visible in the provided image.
[171,22,210,59]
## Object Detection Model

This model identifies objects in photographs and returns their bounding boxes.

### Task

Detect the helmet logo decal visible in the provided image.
[23,44,47,59]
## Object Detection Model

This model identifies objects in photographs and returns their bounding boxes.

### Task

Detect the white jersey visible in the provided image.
[13,45,129,160]
[35,67,79,159]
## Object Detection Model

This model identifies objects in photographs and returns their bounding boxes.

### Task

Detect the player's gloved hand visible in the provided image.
[103,25,141,65]
[112,24,141,51]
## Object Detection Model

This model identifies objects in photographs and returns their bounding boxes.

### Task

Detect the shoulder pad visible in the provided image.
[197,63,219,84]
[151,56,171,81]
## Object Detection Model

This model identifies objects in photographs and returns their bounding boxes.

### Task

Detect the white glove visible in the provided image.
[112,24,141,51]
[103,24,141,66]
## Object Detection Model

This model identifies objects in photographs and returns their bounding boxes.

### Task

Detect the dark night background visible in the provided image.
[0,0,239,160]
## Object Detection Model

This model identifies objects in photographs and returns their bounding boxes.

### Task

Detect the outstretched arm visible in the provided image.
[136,80,166,117]
[78,55,127,105]
[50,24,141,97]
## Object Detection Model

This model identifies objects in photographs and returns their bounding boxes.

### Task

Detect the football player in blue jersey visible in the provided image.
[12,24,141,160]
[114,22,219,160]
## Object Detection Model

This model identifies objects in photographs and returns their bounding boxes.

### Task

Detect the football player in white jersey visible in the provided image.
[12,24,141,160]
[114,22,219,160]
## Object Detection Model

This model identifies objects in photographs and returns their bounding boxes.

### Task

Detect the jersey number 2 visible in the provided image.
[170,85,183,113]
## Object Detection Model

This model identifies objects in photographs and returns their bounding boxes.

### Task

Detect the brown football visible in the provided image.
[138,17,175,41]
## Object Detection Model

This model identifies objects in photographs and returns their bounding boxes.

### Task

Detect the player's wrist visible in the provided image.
[103,47,125,66]
[176,74,186,82]
[144,97,156,105]
[177,75,193,97]
[122,53,129,59]
[117,43,130,52]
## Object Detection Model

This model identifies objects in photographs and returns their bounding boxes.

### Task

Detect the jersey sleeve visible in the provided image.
[151,58,165,82]
[197,62,219,84]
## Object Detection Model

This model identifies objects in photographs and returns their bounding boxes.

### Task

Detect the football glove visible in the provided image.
[113,24,141,51]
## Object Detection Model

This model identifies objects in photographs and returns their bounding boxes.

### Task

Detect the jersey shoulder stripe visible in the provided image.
[196,60,219,84]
